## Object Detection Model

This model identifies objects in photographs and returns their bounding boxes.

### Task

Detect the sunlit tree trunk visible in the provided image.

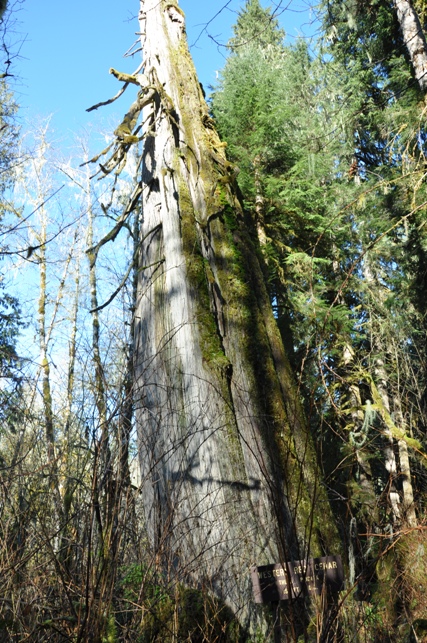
[393,0,427,93]
[253,154,267,246]
[394,403,417,527]
[372,360,417,527]
[372,352,402,522]
[37,215,55,452]
[364,260,417,527]
[341,344,376,515]
[25,129,72,528]
[87,207,108,435]
[133,0,340,630]
[58,247,81,571]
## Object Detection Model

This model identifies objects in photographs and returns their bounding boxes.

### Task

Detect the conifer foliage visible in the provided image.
[1,0,427,641]
[212,0,427,638]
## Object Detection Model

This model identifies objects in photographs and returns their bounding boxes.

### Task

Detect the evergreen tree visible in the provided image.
[310,0,427,632]
[212,1,356,381]
[214,0,427,635]
[228,0,285,51]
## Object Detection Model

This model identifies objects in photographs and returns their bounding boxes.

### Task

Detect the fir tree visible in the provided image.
[214,0,427,632]
[228,0,285,51]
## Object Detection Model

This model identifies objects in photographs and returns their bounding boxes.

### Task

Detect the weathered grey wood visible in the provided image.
[133,0,340,631]
[393,0,427,93]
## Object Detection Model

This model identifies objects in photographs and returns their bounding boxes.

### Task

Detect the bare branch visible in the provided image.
[90,258,164,314]
[86,61,145,112]
[86,83,130,113]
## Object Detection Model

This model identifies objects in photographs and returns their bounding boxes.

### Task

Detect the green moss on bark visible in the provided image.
[162,0,341,556]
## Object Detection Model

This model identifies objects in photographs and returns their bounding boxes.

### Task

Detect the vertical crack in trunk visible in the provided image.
[133,0,341,628]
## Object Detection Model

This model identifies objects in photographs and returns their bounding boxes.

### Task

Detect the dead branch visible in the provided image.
[86,61,145,112]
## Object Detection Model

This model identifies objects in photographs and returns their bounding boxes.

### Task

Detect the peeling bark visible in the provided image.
[133,0,340,629]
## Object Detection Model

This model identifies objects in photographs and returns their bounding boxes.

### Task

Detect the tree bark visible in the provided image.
[393,403,417,527]
[341,344,376,516]
[393,0,427,93]
[372,353,402,522]
[133,0,340,629]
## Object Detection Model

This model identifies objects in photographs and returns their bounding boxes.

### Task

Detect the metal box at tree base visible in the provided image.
[251,555,344,603]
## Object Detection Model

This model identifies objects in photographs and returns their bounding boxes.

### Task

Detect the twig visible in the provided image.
[90,258,164,314]
[86,83,130,113]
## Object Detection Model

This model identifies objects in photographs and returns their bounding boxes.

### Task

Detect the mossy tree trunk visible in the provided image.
[133,0,341,631]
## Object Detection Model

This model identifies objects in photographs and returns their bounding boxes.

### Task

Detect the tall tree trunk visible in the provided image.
[253,154,267,246]
[393,0,427,93]
[133,0,340,630]
[394,404,417,527]
[364,261,417,527]
[84,172,117,643]
[373,351,402,523]
[341,344,376,517]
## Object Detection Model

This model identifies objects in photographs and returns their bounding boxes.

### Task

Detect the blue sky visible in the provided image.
[12,0,316,149]
[4,0,317,363]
